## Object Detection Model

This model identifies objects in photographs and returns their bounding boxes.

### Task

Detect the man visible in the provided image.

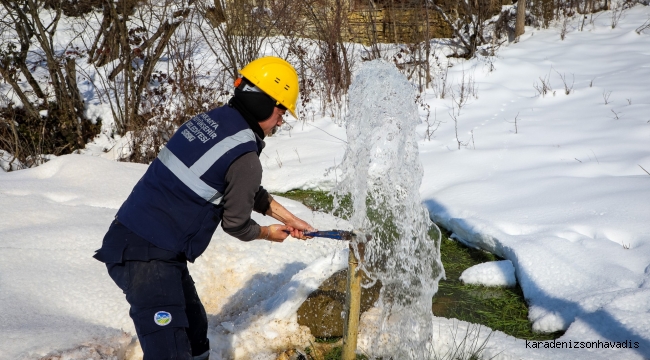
[94,57,314,360]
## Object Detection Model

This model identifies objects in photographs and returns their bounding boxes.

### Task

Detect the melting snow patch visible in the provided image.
[16,332,134,360]
[460,260,517,287]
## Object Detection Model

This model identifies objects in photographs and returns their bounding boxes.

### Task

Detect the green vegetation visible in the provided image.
[279,189,351,219]
[303,338,368,360]
[320,346,367,360]
[314,337,342,344]
[276,189,563,351]
[433,227,564,341]
[279,189,339,214]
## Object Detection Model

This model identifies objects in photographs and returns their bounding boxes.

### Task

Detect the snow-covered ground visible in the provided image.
[1,4,650,360]
[460,260,517,287]
[0,154,349,359]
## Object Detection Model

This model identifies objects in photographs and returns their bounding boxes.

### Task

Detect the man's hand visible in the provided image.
[266,198,316,240]
[284,217,315,240]
[259,222,315,242]
[261,224,291,242]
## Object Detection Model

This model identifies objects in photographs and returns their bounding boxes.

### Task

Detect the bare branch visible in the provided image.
[639,164,650,176]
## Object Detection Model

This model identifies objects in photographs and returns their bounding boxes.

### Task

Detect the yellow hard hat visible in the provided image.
[239,57,299,119]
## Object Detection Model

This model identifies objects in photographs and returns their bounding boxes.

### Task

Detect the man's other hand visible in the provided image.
[262,224,291,242]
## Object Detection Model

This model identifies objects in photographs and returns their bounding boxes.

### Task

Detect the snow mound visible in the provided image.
[0,155,350,360]
[459,260,517,287]
[208,248,348,359]
[16,332,134,360]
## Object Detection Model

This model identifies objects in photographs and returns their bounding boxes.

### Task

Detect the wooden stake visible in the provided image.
[342,244,362,360]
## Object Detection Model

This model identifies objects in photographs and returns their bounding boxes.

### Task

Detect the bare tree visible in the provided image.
[636,16,650,34]
[428,0,493,58]
[194,0,283,81]
[87,0,189,135]
[515,0,526,37]
[449,108,467,150]
[302,0,353,109]
[0,0,97,167]
[127,17,224,163]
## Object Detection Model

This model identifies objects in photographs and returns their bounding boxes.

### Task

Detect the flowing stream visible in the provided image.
[334,60,445,358]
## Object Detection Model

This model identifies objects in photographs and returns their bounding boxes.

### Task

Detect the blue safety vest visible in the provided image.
[116,105,262,262]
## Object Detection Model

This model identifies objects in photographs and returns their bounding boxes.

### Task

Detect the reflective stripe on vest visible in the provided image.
[157,128,256,205]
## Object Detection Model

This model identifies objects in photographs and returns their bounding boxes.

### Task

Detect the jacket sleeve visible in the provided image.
[221,151,271,241]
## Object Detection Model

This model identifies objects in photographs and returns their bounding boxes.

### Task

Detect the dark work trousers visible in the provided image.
[107,259,210,359]
[97,222,210,360]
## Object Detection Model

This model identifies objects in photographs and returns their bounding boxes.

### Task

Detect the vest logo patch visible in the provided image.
[154,311,172,326]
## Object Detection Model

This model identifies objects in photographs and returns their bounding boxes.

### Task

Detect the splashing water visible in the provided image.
[334,60,444,359]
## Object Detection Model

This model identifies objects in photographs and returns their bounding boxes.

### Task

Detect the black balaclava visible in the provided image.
[228,78,277,139]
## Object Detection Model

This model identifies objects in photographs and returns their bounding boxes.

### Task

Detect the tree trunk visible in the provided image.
[65,58,86,148]
[515,0,526,38]
[133,19,183,117]
[0,65,40,120]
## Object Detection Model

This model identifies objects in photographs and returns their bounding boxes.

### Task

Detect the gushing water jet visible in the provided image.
[335,60,444,359]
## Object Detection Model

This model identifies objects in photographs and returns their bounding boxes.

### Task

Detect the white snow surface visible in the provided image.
[1,4,650,360]
[0,155,350,359]
[460,260,517,287]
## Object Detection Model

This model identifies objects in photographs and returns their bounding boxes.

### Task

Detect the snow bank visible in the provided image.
[460,260,517,287]
[358,308,645,360]
[0,150,23,172]
[0,155,349,359]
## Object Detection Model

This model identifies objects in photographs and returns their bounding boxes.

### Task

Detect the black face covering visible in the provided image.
[228,80,277,139]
